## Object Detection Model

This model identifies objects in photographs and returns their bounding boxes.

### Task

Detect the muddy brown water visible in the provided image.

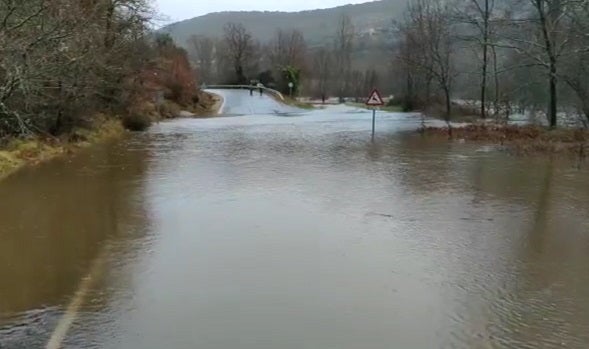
[1,95,589,348]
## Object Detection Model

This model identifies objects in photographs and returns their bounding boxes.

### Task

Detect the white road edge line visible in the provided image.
[45,245,109,349]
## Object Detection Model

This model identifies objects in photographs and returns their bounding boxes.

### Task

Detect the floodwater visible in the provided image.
[1,90,589,349]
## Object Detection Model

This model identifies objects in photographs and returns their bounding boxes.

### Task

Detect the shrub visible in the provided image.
[387,95,427,112]
[122,113,152,131]
[158,100,181,119]
[164,81,185,103]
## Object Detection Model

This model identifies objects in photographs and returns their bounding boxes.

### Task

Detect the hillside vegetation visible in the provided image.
[162,0,407,46]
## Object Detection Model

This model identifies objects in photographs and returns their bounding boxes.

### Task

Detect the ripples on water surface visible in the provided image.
[1,97,589,348]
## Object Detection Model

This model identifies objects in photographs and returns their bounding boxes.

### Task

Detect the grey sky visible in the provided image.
[154,0,375,23]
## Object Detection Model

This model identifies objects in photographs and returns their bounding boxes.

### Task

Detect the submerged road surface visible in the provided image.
[213,89,304,116]
[1,90,589,348]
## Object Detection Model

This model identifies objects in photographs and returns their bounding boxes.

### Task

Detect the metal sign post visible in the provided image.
[365,89,384,140]
[372,109,376,139]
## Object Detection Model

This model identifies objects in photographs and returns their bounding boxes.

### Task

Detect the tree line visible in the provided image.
[3,1,587,134]
[392,0,589,127]
[187,15,380,101]
[0,0,198,138]
[189,0,588,127]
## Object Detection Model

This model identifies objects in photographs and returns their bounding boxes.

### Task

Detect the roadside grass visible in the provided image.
[0,151,22,177]
[284,97,315,110]
[0,138,65,180]
[422,124,589,156]
[0,117,125,180]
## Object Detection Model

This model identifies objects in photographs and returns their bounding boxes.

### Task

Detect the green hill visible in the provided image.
[161,0,408,46]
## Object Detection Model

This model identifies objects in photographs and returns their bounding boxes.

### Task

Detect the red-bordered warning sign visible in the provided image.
[365,89,384,106]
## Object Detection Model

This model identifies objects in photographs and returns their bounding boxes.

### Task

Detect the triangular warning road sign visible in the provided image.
[365,89,384,106]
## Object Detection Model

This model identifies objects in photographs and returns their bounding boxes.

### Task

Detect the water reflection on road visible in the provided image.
[1,94,589,348]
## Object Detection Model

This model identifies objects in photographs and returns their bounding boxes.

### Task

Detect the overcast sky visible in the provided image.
[154,0,374,23]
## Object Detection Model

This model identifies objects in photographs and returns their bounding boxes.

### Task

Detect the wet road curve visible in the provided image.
[212,89,303,116]
[1,90,589,348]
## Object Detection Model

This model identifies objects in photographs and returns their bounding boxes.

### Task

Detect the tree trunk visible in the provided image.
[491,45,500,118]
[425,74,432,106]
[480,0,489,119]
[535,0,559,128]
[549,67,557,128]
[406,69,414,108]
[583,103,589,124]
[480,48,487,119]
[52,79,64,135]
[235,65,245,84]
[104,1,115,49]
[443,86,451,121]
[563,78,589,126]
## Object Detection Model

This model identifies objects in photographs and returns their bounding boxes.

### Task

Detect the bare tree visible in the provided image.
[531,0,563,128]
[0,0,105,135]
[187,35,215,84]
[560,1,589,122]
[0,0,174,137]
[363,69,379,93]
[222,22,255,84]
[269,29,307,69]
[455,0,496,119]
[333,14,355,100]
[393,0,589,126]
[396,0,456,119]
[312,48,332,100]
[392,23,423,110]
[495,0,576,127]
[350,70,364,101]
[269,29,307,92]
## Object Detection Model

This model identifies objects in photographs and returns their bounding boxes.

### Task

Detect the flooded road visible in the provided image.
[1,91,589,348]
